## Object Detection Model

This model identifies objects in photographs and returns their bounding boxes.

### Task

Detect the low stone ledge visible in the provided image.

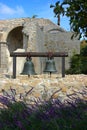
[0,74,87,104]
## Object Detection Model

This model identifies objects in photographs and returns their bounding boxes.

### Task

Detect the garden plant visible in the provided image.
[0,87,87,130]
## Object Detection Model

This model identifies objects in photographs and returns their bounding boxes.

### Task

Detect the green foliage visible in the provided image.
[80,40,87,50]
[32,15,38,18]
[0,85,87,130]
[80,56,87,74]
[66,44,87,74]
[62,0,87,37]
[80,46,87,56]
[0,97,87,130]
[50,1,64,25]
[66,54,82,74]
[80,41,87,73]
[51,0,87,38]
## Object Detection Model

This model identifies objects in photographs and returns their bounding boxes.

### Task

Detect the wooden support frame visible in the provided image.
[10,52,68,78]
[13,56,16,79]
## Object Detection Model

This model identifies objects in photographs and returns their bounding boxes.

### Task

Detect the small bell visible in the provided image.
[21,57,36,77]
[43,57,57,77]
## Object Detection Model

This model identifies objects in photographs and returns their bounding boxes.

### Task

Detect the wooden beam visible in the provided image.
[10,52,68,57]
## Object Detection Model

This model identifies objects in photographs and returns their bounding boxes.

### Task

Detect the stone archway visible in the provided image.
[7,26,23,52]
[6,26,26,75]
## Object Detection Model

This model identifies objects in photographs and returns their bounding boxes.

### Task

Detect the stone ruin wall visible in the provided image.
[44,28,80,72]
[0,18,80,75]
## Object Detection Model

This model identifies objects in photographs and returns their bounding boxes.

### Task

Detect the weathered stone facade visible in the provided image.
[0,18,80,75]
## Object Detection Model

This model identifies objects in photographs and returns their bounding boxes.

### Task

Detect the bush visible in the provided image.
[80,45,87,56]
[66,54,82,74]
[66,44,87,74]
[0,88,87,130]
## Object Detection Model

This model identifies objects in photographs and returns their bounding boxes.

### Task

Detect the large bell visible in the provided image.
[21,57,36,76]
[43,57,57,74]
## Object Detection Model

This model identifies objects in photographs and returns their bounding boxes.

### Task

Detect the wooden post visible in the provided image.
[13,56,16,79]
[62,57,65,77]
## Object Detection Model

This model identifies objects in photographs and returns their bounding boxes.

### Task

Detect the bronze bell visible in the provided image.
[43,57,57,75]
[21,57,36,76]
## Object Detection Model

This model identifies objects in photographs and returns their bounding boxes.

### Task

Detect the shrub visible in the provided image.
[80,45,87,56]
[0,88,87,130]
[66,54,82,74]
[66,44,87,74]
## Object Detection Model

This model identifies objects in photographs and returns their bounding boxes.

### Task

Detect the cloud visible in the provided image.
[0,3,25,18]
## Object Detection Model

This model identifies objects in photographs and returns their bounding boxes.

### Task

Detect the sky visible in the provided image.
[0,0,70,31]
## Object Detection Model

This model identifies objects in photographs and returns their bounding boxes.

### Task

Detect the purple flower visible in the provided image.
[0,95,11,107]
[16,121,26,130]
[16,121,22,128]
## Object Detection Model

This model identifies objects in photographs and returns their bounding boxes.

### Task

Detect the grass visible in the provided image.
[0,87,87,130]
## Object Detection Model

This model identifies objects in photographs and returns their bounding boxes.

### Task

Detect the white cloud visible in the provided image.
[0,3,14,15]
[15,6,24,15]
[0,3,25,18]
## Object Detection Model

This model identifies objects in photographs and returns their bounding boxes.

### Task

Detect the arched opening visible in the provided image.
[7,26,23,52]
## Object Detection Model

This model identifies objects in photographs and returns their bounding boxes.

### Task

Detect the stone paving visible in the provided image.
[0,74,87,104]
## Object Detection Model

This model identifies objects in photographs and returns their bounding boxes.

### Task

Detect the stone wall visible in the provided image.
[0,18,80,75]
[0,42,8,73]
[0,74,87,103]
[44,30,80,72]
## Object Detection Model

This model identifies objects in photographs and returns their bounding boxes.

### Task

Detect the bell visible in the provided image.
[43,57,57,75]
[21,57,36,76]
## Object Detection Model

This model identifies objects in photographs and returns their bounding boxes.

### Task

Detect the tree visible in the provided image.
[50,1,64,26]
[32,15,38,18]
[51,0,87,39]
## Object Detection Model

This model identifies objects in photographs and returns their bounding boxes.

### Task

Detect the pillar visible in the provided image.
[0,42,8,73]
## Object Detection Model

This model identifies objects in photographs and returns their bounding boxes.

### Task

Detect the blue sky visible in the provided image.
[0,0,70,31]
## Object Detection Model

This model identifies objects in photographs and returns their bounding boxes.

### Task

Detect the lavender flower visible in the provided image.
[0,95,11,107]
